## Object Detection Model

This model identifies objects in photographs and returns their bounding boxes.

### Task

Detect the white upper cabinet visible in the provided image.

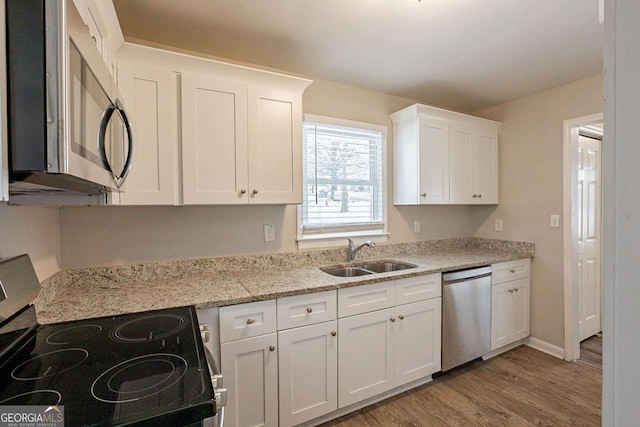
[391,104,500,205]
[116,43,311,205]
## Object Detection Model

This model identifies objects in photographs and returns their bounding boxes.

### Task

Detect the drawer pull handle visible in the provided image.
[398,315,404,320]
[390,317,396,322]
[331,331,337,337]
[306,307,313,313]
[246,318,255,325]
[269,345,276,352]
[510,269,516,274]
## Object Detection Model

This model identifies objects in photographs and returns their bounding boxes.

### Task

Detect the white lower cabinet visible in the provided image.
[395,299,442,386]
[338,307,396,408]
[221,333,278,427]
[278,321,338,426]
[220,275,442,426]
[490,259,531,351]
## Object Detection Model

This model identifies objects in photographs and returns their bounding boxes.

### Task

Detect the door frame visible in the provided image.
[562,112,603,361]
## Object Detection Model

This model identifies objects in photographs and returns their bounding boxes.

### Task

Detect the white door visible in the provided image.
[117,63,179,205]
[338,308,395,408]
[578,135,602,341]
[418,117,450,204]
[394,299,441,386]
[221,334,278,427]
[181,73,249,204]
[278,321,338,426]
[449,124,474,204]
[247,86,302,204]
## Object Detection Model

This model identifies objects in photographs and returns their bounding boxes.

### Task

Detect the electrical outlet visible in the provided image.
[550,214,560,228]
[495,219,503,232]
[264,224,275,242]
[413,221,421,234]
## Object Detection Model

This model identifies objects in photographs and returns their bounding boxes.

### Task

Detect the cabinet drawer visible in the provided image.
[220,300,277,343]
[395,274,441,305]
[277,290,337,330]
[338,282,396,318]
[492,258,531,285]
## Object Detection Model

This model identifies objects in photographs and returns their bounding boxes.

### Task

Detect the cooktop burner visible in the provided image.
[46,324,102,345]
[11,348,89,380]
[110,314,188,343]
[0,306,215,427]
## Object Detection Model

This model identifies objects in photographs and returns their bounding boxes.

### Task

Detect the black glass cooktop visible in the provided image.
[0,306,214,426]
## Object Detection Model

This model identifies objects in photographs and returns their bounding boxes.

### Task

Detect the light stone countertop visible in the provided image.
[35,238,534,324]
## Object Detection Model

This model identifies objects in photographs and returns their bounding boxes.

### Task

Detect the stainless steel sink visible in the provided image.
[320,261,417,277]
[360,261,416,273]
[320,266,374,277]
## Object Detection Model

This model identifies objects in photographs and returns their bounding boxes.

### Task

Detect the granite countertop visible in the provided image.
[35,238,534,324]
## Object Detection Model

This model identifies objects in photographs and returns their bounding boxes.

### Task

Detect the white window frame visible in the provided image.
[297,114,388,250]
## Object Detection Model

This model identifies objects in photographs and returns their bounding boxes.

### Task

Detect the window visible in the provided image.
[298,115,387,247]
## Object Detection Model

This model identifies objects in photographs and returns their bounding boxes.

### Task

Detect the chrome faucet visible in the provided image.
[346,238,376,262]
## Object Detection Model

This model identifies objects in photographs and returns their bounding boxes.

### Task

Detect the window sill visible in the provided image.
[297,231,389,250]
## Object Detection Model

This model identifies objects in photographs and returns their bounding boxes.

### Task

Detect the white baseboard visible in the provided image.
[526,336,565,359]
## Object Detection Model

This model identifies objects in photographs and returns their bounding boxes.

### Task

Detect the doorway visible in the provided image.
[563,113,603,362]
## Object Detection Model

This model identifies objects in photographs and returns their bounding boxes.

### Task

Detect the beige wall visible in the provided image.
[472,73,603,348]
[60,77,473,268]
[0,205,61,280]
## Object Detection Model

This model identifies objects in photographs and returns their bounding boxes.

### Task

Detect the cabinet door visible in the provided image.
[182,73,249,204]
[449,124,474,204]
[278,321,338,426]
[221,333,278,427]
[491,278,530,350]
[118,63,179,205]
[395,298,441,386]
[247,86,302,204]
[473,129,499,204]
[418,117,450,204]
[338,308,395,408]
[507,278,530,342]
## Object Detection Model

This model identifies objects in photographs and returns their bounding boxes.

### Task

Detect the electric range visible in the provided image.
[0,255,217,427]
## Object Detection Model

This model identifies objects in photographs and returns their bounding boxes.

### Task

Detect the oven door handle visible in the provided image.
[203,346,226,427]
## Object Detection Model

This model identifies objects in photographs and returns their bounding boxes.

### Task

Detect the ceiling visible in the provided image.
[113,0,603,112]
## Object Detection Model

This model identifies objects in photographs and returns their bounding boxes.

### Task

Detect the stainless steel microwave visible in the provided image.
[5,0,133,204]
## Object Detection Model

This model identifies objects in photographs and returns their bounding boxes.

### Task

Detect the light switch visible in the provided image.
[550,214,560,228]
[495,219,503,232]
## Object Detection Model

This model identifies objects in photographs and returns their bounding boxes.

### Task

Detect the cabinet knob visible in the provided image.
[420,193,427,197]
[239,189,247,194]
[514,288,519,293]
[509,269,516,274]
[330,331,337,337]
[246,318,255,325]
[398,315,404,320]
[478,194,482,198]
[390,317,396,322]
[269,345,276,352]
[472,194,478,198]
[306,307,313,313]
[252,189,259,195]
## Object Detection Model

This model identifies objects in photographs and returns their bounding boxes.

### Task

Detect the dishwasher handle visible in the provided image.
[442,266,492,284]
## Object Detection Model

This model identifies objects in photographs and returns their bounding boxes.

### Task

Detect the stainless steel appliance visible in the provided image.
[0,255,219,426]
[5,0,133,203]
[441,265,492,371]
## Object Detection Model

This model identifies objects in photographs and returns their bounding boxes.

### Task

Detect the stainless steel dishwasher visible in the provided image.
[441,265,492,371]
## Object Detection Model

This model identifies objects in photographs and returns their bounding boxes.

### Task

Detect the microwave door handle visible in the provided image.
[114,100,134,188]
[98,104,116,174]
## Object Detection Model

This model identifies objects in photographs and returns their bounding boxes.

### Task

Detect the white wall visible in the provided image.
[472,74,603,349]
[602,0,640,424]
[60,75,473,268]
[0,205,61,280]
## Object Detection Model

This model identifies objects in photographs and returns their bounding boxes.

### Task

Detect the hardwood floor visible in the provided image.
[580,334,603,368]
[320,345,601,426]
